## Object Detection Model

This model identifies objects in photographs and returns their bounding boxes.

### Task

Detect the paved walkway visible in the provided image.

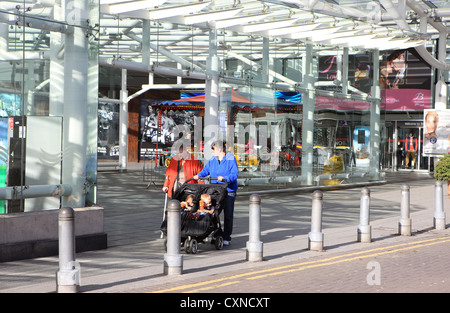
[1,165,449,296]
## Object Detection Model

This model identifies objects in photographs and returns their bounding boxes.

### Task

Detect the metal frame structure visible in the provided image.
[0,0,449,204]
[2,1,449,68]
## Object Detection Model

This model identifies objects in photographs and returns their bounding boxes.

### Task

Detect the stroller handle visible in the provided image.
[186,176,228,187]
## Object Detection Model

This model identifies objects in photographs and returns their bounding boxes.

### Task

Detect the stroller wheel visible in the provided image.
[184,238,191,253]
[189,238,198,254]
[214,236,224,250]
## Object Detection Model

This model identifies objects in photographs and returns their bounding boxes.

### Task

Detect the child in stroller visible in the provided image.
[188,193,214,219]
[181,194,194,211]
[161,177,228,254]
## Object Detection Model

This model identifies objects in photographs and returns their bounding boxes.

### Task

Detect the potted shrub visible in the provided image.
[434,153,450,195]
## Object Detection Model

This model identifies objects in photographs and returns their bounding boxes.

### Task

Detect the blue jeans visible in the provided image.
[218,192,236,241]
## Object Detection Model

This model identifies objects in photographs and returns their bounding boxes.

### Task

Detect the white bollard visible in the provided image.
[56,207,81,293]
[434,180,446,230]
[246,194,263,262]
[357,187,372,243]
[164,200,183,275]
[308,190,324,251]
[399,184,412,236]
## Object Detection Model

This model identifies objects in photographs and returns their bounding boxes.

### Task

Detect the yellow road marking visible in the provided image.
[248,237,450,280]
[152,236,450,293]
[184,281,240,293]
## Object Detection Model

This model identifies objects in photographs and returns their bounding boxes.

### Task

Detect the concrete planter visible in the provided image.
[0,206,107,262]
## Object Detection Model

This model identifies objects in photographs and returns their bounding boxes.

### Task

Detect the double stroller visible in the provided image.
[160,177,228,254]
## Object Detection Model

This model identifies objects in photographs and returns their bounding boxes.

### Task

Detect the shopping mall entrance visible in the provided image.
[383,120,432,172]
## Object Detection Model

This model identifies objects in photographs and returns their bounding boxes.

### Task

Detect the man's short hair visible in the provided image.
[211,140,226,152]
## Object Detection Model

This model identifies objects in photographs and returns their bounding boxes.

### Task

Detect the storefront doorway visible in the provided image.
[384,120,432,172]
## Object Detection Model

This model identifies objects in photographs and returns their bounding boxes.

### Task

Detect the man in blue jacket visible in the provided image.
[194,140,238,246]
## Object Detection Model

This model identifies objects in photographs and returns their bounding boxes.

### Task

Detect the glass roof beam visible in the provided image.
[380,0,450,70]
[226,50,298,86]
[124,31,206,72]
[262,0,382,23]
[105,0,167,14]
[99,56,209,80]
[148,2,211,21]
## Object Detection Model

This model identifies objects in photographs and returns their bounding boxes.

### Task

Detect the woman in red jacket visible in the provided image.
[162,148,203,198]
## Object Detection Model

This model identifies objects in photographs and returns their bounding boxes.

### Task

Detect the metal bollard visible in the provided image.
[399,184,412,236]
[164,200,183,275]
[357,187,372,243]
[246,194,263,262]
[56,207,81,293]
[434,180,446,230]
[308,190,324,251]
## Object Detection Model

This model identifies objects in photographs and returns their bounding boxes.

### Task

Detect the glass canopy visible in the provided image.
[95,0,447,65]
[0,0,449,207]
[1,0,449,74]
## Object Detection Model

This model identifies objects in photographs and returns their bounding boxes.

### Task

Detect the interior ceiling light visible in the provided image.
[100,0,133,4]
[290,26,338,39]
[310,28,358,42]
[100,0,164,5]
[327,32,378,46]
[241,18,299,33]
[213,12,271,29]
[267,23,320,36]
[361,35,398,49]
[183,7,243,25]
[148,1,211,20]
[260,0,302,9]
[374,37,425,50]
[107,0,167,14]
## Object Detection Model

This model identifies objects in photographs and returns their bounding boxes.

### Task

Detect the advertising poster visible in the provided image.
[423,109,450,156]
[98,102,120,160]
[318,53,372,94]
[353,126,370,168]
[139,99,201,159]
[380,48,432,111]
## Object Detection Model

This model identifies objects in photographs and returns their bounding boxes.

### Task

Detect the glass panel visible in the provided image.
[381,123,395,170]
[214,45,381,188]
[25,116,62,211]
[0,0,99,212]
[0,8,26,213]
[85,0,100,205]
[98,102,120,161]
[217,80,306,189]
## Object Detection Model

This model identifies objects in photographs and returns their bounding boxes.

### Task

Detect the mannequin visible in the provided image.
[404,132,418,169]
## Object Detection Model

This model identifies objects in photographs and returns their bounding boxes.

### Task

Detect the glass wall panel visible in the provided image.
[0,0,99,213]
[97,14,384,190]
[217,82,305,189]
[85,0,100,206]
[214,45,379,190]
[313,96,371,184]
[0,9,26,213]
